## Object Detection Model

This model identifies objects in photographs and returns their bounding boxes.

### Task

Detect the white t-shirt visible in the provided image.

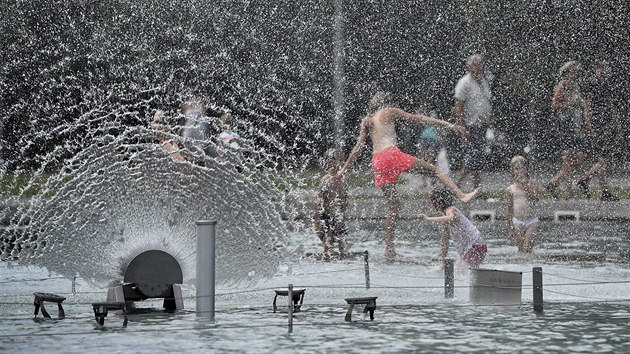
[454,73,492,127]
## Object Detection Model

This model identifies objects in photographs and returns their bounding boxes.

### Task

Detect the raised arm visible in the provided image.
[505,187,515,239]
[453,99,465,127]
[339,117,370,175]
[392,108,467,138]
[419,207,455,223]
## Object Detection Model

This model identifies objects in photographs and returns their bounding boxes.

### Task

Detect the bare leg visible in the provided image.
[455,166,470,187]
[578,155,611,190]
[381,183,400,259]
[471,171,482,190]
[325,229,335,252]
[522,224,539,253]
[549,150,583,198]
[410,158,478,203]
[549,155,573,185]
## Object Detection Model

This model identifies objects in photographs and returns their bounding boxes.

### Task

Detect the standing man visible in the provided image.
[338,91,477,260]
[453,54,493,193]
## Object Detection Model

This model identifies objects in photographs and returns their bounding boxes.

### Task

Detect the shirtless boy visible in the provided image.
[505,155,540,253]
[338,92,478,259]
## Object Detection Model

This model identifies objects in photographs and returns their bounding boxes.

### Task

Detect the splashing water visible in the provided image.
[0,111,312,285]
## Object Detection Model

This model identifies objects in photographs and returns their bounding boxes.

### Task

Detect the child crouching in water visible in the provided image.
[419,188,487,269]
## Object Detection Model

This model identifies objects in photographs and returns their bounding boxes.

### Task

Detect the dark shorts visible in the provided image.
[321,213,347,239]
[417,138,440,151]
[591,125,621,157]
[557,131,588,152]
[463,126,486,171]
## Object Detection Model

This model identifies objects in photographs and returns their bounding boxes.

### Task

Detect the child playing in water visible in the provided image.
[151,110,185,161]
[338,91,476,260]
[419,188,487,269]
[314,148,349,257]
[505,155,540,253]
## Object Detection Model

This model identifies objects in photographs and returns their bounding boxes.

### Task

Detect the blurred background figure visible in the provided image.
[546,61,590,199]
[453,54,494,195]
[576,59,623,201]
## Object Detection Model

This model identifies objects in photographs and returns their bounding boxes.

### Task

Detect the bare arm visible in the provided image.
[454,99,465,127]
[339,117,370,175]
[394,108,452,127]
[551,82,565,112]
[419,207,455,223]
[505,187,515,238]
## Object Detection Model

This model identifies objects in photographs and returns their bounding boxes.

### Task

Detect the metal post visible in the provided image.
[533,267,543,313]
[333,0,346,147]
[444,258,454,298]
[287,284,293,333]
[364,251,370,290]
[196,221,217,320]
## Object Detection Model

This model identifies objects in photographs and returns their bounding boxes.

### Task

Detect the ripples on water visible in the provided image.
[1,244,629,354]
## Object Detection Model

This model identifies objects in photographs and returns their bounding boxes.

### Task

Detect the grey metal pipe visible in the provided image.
[196,221,217,320]
[288,284,293,333]
[364,251,370,289]
[533,267,543,313]
[444,259,454,298]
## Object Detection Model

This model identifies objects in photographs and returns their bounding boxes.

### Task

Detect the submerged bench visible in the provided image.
[273,288,305,313]
[91,302,128,326]
[33,292,66,319]
[344,297,377,322]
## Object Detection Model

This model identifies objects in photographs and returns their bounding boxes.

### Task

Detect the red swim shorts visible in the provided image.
[371,146,415,187]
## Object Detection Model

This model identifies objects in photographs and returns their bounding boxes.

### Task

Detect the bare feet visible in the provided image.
[384,248,398,262]
[459,188,479,203]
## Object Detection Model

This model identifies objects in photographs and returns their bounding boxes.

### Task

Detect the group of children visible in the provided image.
[151,101,243,162]
[314,93,541,269]
[315,147,539,268]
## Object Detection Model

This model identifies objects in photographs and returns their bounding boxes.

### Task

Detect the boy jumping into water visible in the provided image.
[419,188,487,269]
[338,92,478,259]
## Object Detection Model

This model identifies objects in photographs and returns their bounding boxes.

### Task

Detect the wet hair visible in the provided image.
[467,54,483,68]
[559,61,582,77]
[429,187,454,213]
[323,148,344,168]
[511,155,528,178]
[511,155,526,168]
[220,113,234,125]
[367,91,393,114]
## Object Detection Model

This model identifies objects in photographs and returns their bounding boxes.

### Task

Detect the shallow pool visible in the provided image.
[1,221,629,353]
